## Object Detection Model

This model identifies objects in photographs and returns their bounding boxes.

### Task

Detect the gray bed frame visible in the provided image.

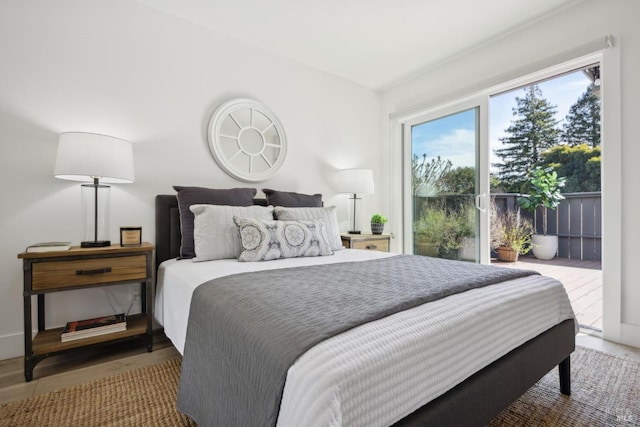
[155,194,575,426]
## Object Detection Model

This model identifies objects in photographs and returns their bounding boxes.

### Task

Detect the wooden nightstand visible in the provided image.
[341,233,391,252]
[18,243,154,381]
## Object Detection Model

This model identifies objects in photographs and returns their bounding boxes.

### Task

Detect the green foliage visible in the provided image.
[411,154,476,196]
[414,205,448,244]
[491,79,601,194]
[494,85,560,192]
[489,174,504,193]
[490,204,534,255]
[414,200,475,254]
[539,144,601,192]
[411,154,452,196]
[439,166,476,195]
[518,166,566,211]
[370,214,388,224]
[561,85,600,148]
[518,166,566,235]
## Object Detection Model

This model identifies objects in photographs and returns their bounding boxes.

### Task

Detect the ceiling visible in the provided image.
[134,0,583,90]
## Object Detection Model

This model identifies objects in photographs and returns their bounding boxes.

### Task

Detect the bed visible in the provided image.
[155,191,576,427]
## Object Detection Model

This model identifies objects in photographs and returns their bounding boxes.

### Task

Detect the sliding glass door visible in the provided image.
[403,100,489,263]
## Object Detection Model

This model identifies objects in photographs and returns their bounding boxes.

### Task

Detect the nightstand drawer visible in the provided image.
[31,255,147,290]
[350,239,389,252]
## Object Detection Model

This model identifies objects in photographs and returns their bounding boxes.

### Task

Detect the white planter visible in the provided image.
[459,237,476,261]
[531,234,558,260]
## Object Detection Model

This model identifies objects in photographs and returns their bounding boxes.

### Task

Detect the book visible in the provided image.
[26,242,72,253]
[61,326,127,342]
[61,313,127,342]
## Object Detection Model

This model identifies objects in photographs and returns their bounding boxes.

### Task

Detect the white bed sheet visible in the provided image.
[155,249,395,353]
[155,251,576,427]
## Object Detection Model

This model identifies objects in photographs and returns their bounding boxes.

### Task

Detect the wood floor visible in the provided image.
[0,332,179,406]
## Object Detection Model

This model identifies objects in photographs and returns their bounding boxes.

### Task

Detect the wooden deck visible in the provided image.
[492,256,602,331]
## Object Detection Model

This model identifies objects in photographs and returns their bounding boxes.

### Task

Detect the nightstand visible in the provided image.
[18,243,154,381]
[341,233,391,252]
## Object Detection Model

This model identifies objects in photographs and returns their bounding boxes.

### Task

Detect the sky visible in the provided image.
[411,70,593,172]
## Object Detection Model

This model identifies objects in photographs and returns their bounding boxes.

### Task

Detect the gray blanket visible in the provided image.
[177,255,537,427]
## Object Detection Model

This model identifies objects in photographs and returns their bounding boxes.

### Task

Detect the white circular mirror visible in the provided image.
[207,98,287,182]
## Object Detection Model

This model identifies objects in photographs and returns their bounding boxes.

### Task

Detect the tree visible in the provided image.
[561,85,600,147]
[439,166,476,195]
[411,154,452,196]
[538,144,601,192]
[494,85,560,192]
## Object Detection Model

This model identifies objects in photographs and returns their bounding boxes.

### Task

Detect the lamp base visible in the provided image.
[81,240,111,248]
[347,230,361,234]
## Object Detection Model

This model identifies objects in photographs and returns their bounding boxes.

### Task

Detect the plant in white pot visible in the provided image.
[518,166,566,260]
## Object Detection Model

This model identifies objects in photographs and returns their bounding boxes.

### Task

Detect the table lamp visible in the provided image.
[337,168,374,234]
[54,132,134,247]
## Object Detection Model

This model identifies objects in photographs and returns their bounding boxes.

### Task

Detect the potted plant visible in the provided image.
[414,207,444,257]
[456,202,477,261]
[370,214,388,235]
[490,205,534,262]
[518,166,566,260]
[440,202,475,260]
[414,202,476,260]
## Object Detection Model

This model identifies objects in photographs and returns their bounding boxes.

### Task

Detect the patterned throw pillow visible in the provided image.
[233,217,333,262]
[273,206,343,251]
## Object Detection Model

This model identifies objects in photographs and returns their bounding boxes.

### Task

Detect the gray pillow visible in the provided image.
[273,206,342,251]
[174,186,256,258]
[234,216,333,262]
[262,189,322,207]
[191,204,274,262]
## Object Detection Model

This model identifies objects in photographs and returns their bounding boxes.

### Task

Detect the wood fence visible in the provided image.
[493,192,601,261]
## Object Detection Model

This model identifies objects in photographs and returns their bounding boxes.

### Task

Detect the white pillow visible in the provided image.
[234,217,333,262]
[273,206,343,251]
[190,204,274,261]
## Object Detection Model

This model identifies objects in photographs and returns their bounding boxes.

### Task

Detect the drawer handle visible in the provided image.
[76,267,112,276]
[366,245,377,250]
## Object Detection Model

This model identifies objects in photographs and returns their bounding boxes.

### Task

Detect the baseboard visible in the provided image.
[0,332,24,361]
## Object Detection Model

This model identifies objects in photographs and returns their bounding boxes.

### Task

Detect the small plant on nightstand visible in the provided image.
[370,214,388,235]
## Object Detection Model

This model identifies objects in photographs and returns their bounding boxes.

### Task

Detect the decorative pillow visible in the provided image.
[234,217,333,262]
[174,186,257,259]
[190,204,274,262]
[273,206,342,251]
[262,189,322,207]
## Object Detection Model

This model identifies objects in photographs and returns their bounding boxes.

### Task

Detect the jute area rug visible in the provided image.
[1,346,638,427]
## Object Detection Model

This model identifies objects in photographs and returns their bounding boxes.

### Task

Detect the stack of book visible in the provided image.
[61,313,127,342]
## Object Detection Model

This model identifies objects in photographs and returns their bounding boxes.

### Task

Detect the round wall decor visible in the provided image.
[207,98,287,182]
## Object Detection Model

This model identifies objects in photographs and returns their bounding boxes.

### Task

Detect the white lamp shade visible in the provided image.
[54,132,135,183]
[337,169,374,194]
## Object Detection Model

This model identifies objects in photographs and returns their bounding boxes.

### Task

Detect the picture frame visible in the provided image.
[120,226,142,246]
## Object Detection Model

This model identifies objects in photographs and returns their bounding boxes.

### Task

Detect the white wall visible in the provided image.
[0,0,382,359]
[380,0,640,346]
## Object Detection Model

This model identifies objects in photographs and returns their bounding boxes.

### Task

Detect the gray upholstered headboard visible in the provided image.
[154,195,181,270]
[154,195,267,270]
